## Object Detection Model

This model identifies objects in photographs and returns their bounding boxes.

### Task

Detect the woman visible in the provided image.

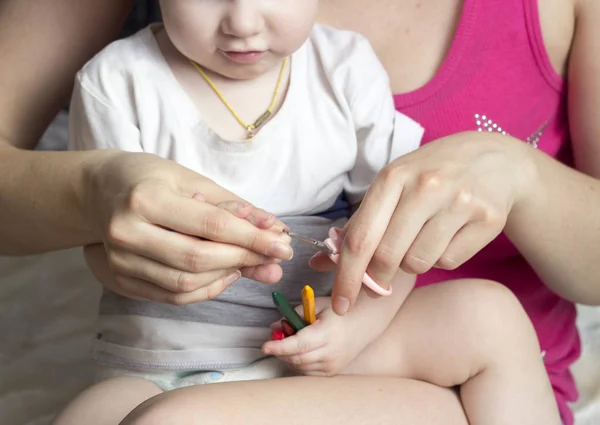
[2,0,598,424]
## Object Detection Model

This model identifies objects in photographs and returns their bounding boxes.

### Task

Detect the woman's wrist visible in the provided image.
[455,131,539,220]
[503,139,545,233]
[506,137,540,210]
[79,149,125,242]
[464,131,539,205]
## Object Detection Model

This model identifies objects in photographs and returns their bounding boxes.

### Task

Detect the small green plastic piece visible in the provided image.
[272,292,307,331]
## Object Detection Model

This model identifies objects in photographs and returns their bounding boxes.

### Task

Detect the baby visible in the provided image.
[57,1,561,424]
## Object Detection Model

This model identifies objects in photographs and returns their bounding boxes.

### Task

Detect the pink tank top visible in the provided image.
[393,0,579,423]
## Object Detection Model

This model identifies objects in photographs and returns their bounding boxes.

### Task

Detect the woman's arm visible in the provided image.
[0,0,134,253]
[0,0,293,299]
[503,0,600,305]
[0,0,291,267]
[326,0,600,312]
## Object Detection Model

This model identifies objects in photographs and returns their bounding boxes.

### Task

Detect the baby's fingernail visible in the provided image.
[263,347,272,355]
[224,271,241,286]
[263,213,276,224]
[266,242,293,260]
[281,319,296,336]
[333,296,350,315]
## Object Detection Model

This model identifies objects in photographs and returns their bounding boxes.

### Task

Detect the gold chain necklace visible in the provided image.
[190,57,289,140]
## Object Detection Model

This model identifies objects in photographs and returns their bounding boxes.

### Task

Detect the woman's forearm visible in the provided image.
[505,144,600,304]
[0,145,116,254]
[0,0,134,254]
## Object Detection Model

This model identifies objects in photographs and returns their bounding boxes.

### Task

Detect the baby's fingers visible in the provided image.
[291,296,331,319]
[216,200,278,230]
[277,348,328,368]
[262,327,326,357]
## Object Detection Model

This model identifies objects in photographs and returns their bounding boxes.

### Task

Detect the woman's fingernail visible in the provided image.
[263,256,282,264]
[333,296,350,315]
[266,242,293,260]
[224,271,242,286]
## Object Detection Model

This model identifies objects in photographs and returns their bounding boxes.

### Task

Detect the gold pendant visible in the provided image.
[253,111,272,129]
[246,127,255,140]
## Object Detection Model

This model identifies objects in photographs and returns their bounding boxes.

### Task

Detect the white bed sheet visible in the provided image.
[0,250,100,425]
[0,115,598,425]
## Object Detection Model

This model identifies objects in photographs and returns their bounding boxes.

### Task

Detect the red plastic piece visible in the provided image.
[272,330,286,341]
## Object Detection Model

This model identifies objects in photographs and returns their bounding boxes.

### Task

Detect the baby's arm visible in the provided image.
[263,270,415,377]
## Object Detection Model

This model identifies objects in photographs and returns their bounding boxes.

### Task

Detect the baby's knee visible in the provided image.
[120,389,224,425]
[452,279,540,352]
[119,394,173,425]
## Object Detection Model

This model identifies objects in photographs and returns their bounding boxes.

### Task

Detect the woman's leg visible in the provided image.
[53,377,162,425]
[344,279,562,425]
[121,376,468,425]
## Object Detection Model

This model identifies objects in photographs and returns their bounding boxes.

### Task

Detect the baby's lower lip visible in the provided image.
[222,50,265,64]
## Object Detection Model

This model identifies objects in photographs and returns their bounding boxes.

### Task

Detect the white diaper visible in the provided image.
[95,356,296,391]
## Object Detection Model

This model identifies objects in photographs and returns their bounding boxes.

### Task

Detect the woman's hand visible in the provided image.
[311,132,536,314]
[81,151,293,304]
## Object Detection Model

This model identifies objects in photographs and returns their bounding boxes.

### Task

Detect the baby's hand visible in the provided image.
[261,297,371,377]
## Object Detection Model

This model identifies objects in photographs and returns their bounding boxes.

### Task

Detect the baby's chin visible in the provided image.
[206,53,285,81]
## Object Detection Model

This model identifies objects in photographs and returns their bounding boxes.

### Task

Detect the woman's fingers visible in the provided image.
[436,213,505,270]
[367,170,462,286]
[139,189,292,260]
[84,244,242,304]
[400,207,472,275]
[106,220,278,275]
[105,246,241,293]
[332,170,404,314]
[112,273,240,305]
[216,200,277,229]
[240,264,283,284]
[400,217,466,275]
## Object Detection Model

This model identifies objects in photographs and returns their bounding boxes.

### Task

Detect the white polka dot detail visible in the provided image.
[472,114,549,149]
[473,114,509,136]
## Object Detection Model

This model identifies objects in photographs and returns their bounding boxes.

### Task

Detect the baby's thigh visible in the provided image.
[53,376,162,425]
[346,279,538,384]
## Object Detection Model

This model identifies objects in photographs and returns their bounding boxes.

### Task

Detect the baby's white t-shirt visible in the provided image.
[69,23,424,216]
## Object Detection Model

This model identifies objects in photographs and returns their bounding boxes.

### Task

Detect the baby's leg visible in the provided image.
[53,376,162,425]
[344,279,561,425]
